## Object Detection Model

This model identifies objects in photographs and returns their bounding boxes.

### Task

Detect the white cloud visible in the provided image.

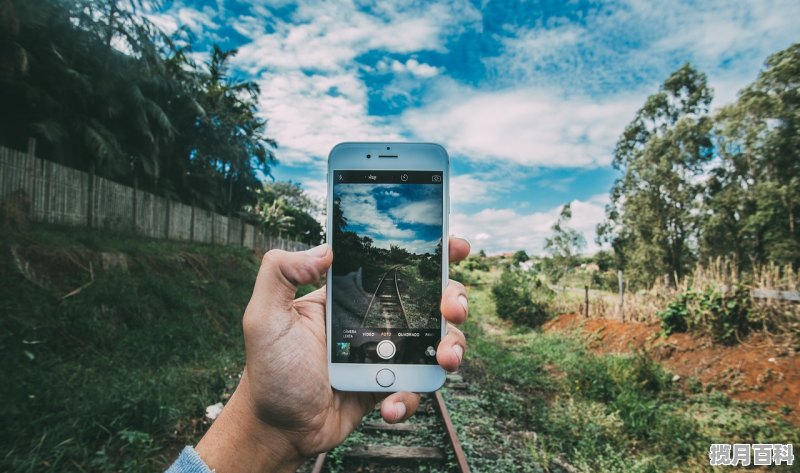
[337,184,415,240]
[450,169,527,204]
[404,86,642,168]
[390,200,442,226]
[450,194,609,256]
[145,3,218,36]
[487,0,799,110]
[380,58,442,78]
[253,70,402,164]
[227,0,480,164]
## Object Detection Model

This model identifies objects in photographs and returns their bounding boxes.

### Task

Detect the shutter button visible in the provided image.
[376,340,396,359]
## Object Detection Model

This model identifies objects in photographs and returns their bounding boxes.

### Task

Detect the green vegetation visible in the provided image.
[462,284,800,472]
[245,181,324,245]
[491,268,553,327]
[598,43,800,289]
[397,264,441,329]
[1,0,272,213]
[543,203,586,284]
[0,224,273,471]
[658,285,753,344]
[0,0,322,244]
[449,253,492,286]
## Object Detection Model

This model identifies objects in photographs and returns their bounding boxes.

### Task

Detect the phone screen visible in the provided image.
[330,170,443,364]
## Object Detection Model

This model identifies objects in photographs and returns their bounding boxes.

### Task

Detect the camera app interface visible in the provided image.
[331,170,443,364]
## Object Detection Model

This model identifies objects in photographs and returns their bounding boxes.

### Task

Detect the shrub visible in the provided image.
[491,268,553,327]
[657,286,752,344]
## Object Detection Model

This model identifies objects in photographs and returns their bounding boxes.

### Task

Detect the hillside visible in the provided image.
[1,224,266,471]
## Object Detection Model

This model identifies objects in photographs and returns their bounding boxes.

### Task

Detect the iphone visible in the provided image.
[326,142,449,392]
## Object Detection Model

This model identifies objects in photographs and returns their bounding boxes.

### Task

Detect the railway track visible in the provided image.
[309,373,471,472]
[361,265,411,329]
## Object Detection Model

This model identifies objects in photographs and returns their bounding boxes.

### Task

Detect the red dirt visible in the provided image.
[543,314,800,428]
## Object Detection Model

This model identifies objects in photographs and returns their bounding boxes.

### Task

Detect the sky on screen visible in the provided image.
[336,183,442,255]
[147,0,799,255]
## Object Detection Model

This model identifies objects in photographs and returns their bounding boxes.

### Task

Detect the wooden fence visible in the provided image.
[0,144,309,253]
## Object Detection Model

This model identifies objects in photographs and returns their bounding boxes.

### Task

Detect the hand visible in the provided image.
[195,236,471,473]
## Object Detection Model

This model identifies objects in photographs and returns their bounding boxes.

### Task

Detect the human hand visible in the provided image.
[195,236,471,473]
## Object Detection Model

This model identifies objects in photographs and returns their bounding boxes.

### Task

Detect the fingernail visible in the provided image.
[453,345,463,363]
[394,402,406,421]
[306,244,328,258]
[457,295,468,313]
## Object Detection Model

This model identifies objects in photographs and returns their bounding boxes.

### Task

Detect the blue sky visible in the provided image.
[335,183,442,254]
[147,0,799,255]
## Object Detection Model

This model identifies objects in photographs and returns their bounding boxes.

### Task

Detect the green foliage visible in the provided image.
[255,181,323,244]
[491,269,553,327]
[462,286,800,473]
[0,225,258,471]
[591,269,620,291]
[600,44,800,285]
[658,293,691,335]
[0,0,276,216]
[544,203,585,283]
[598,63,713,289]
[703,43,800,270]
[658,286,753,344]
[449,254,491,285]
[512,249,530,265]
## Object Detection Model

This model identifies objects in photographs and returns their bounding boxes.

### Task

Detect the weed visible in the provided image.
[658,286,753,344]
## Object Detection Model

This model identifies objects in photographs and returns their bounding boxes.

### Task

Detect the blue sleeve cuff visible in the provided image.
[165,446,214,473]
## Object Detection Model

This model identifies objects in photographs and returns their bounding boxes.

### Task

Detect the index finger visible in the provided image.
[448,236,470,263]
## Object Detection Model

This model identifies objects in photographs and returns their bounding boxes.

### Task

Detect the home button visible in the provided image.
[376,369,396,388]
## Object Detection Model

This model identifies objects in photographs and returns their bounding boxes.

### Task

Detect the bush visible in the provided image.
[658,286,752,344]
[491,268,553,327]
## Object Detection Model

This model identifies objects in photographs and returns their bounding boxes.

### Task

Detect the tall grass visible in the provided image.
[1,224,261,472]
[550,258,799,345]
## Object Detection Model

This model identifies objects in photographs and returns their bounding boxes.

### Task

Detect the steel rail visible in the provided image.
[311,389,471,473]
[433,390,471,473]
[360,264,400,327]
[393,266,412,329]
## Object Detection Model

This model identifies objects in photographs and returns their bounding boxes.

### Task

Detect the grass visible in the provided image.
[461,284,800,472]
[5,225,798,472]
[0,224,295,472]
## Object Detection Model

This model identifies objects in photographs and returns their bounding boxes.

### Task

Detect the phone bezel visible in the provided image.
[326,142,449,392]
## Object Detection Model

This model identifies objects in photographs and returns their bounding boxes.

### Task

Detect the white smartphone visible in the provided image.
[326,142,449,392]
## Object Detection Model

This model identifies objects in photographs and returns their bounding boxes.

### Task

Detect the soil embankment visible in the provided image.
[544,314,800,428]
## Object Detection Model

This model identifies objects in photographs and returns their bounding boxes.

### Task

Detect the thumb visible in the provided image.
[248,244,332,312]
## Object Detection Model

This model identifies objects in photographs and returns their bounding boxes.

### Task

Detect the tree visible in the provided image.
[253,181,323,245]
[244,193,294,238]
[702,43,800,270]
[544,203,585,282]
[0,0,278,220]
[598,64,714,288]
[512,250,530,265]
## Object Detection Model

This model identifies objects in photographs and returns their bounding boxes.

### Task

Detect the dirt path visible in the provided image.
[544,314,800,428]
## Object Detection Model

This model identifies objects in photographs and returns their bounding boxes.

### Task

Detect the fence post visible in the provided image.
[584,285,589,317]
[618,270,625,322]
[189,205,195,242]
[132,179,137,233]
[164,199,170,239]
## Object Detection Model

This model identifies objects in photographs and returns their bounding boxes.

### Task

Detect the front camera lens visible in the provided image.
[366,154,371,159]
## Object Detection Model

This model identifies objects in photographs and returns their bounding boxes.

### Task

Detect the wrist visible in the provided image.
[195,375,306,473]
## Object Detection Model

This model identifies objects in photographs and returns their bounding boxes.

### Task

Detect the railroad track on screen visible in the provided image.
[361,265,411,329]
[310,373,471,473]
